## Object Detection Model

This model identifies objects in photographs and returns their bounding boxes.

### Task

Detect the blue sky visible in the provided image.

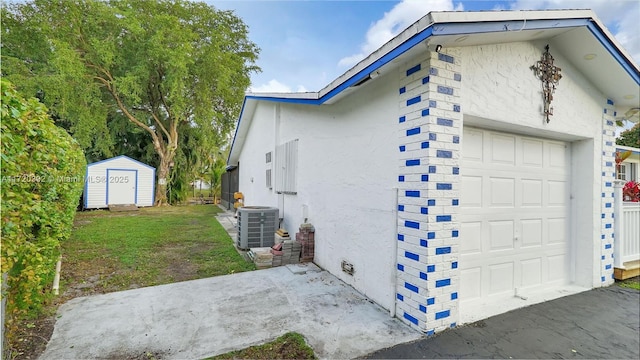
[209,0,640,93]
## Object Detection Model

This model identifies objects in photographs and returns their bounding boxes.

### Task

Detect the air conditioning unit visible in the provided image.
[237,206,279,250]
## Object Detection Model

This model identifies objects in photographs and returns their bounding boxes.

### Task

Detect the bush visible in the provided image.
[1,79,85,321]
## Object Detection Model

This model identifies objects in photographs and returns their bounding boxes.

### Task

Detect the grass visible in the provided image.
[208,332,316,360]
[617,276,640,290]
[61,205,254,295]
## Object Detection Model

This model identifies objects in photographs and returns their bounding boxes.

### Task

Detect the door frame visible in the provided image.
[106,168,138,205]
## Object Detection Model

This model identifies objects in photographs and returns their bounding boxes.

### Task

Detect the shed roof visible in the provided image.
[88,155,155,171]
[229,9,640,165]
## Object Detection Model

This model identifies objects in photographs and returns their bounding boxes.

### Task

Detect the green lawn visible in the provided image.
[208,332,316,360]
[62,205,254,296]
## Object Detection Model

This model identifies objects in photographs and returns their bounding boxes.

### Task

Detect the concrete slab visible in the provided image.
[40,263,421,360]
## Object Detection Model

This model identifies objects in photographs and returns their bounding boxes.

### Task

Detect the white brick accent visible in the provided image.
[396,49,462,333]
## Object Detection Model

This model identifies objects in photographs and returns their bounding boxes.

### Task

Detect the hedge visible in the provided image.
[1,79,85,321]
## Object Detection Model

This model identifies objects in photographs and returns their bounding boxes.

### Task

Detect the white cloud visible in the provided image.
[508,0,640,62]
[250,79,309,93]
[338,0,464,68]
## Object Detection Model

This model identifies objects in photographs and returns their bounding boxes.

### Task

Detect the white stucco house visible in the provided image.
[228,10,640,334]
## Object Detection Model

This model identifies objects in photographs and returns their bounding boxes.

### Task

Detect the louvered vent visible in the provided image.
[237,206,278,250]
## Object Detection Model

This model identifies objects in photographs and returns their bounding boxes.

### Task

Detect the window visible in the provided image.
[619,163,638,182]
[275,139,298,194]
[619,164,627,180]
[265,152,272,189]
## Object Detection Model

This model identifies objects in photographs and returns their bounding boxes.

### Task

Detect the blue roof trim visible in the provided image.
[616,147,640,156]
[587,22,640,85]
[227,97,249,163]
[228,25,435,164]
[88,155,155,171]
[228,16,639,165]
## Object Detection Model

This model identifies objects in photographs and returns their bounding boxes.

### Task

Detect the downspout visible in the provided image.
[52,257,62,296]
[390,187,399,318]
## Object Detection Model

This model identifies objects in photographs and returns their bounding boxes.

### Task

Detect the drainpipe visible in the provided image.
[390,187,398,318]
[613,180,626,269]
[53,257,62,295]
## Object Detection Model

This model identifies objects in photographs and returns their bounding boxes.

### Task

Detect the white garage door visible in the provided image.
[459,127,571,322]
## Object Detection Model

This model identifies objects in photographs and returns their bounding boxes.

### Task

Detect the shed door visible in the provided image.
[459,127,571,322]
[107,169,137,205]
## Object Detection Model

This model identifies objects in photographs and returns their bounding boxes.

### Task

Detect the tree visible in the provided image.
[1,0,259,205]
[616,123,640,148]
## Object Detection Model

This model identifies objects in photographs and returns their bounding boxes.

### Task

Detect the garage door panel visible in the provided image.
[490,134,516,165]
[462,176,483,207]
[490,177,515,207]
[521,258,542,287]
[461,127,570,308]
[489,220,514,251]
[521,179,543,206]
[522,139,544,167]
[548,143,567,168]
[548,218,567,244]
[463,129,484,162]
[521,219,542,247]
[489,262,514,294]
[548,180,567,206]
[461,221,482,254]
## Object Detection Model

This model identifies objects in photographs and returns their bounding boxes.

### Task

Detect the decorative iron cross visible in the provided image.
[531,44,562,123]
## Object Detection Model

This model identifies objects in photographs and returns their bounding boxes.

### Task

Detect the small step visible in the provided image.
[614,260,640,280]
[108,204,139,212]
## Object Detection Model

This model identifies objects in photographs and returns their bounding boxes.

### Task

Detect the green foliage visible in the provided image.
[616,123,640,148]
[2,0,260,204]
[0,79,86,320]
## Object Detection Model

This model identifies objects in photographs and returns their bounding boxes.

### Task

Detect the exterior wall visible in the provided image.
[84,156,155,208]
[237,103,277,208]
[459,41,614,288]
[395,49,463,333]
[393,41,616,333]
[237,71,399,310]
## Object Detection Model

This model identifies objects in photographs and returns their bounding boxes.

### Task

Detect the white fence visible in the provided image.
[621,202,640,263]
[614,181,640,267]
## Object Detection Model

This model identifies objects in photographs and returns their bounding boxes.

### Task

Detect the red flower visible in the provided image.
[622,181,640,202]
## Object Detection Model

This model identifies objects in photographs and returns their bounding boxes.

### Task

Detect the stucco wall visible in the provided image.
[459,41,612,288]
[236,71,399,310]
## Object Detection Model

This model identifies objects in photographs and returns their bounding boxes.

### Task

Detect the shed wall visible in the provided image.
[85,157,155,209]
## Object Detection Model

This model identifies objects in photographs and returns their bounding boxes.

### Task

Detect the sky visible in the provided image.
[208,0,640,94]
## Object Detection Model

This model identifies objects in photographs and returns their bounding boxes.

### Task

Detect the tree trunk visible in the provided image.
[155,155,173,206]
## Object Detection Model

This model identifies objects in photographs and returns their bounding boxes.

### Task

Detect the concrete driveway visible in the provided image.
[40,263,421,360]
[365,285,640,359]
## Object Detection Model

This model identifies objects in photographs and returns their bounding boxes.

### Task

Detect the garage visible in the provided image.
[459,127,572,323]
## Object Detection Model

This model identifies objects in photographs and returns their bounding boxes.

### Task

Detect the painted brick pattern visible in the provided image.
[396,49,461,334]
[600,100,616,285]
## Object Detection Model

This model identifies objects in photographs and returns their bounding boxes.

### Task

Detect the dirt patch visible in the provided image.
[100,350,169,360]
[5,315,56,360]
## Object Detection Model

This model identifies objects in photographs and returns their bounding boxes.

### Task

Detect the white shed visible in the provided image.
[84,155,155,209]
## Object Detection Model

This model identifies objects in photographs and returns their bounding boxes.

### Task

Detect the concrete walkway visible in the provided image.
[40,263,421,360]
[365,285,640,359]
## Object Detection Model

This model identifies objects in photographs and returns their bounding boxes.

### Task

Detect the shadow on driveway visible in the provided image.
[365,286,639,359]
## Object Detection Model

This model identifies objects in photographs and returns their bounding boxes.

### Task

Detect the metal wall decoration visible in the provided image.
[531,44,562,123]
